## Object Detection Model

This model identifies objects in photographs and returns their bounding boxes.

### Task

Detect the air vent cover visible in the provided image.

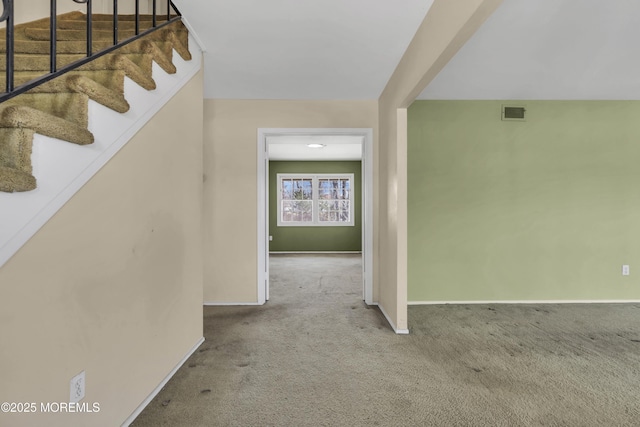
[502,105,526,121]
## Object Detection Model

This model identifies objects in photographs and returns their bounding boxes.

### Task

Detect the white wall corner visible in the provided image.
[374,303,410,335]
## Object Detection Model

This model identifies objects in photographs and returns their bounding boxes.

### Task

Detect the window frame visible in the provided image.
[276,173,355,227]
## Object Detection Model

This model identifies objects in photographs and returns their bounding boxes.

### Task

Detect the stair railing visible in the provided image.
[1,0,182,103]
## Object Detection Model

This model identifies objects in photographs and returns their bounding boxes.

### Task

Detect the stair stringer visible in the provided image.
[0,33,202,268]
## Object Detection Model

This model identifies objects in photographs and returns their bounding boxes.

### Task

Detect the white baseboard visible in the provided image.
[269,251,362,254]
[408,299,640,305]
[203,301,263,306]
[372,302,409,335]
[121,336,205,427]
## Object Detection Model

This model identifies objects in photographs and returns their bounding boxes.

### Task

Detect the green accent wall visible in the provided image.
[270,161,362,252]
[408,100,640,302]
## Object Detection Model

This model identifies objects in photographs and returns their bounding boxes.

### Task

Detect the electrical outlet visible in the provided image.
[622,265,630,276]
[70,371,85,403]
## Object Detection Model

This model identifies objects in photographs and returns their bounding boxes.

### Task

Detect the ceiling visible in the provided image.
[173,0,640,101]
[172,0,434,99]
[419,0,640,100]
[268,135,362,161]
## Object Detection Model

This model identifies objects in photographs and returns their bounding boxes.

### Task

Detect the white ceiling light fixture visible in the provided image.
[267,135,363,160]
[307,143,326,149]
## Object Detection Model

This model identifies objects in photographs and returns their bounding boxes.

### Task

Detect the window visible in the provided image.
[277,173,354,226]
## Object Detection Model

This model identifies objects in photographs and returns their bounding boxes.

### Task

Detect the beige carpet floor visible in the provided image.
[132,254,640,426]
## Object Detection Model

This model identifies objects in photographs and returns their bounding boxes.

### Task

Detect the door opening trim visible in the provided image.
[257,128,374,305]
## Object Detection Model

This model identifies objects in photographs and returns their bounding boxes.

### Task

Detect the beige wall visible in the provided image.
[0,70,204,427]
[93,0,158,14]
[13,1,81,25]
[11,0,156,25]
[377,0,503,331]
[204,99,377,303]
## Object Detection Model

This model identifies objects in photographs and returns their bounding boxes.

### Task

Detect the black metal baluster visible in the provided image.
[170,1,182,18]
[4,0,14,92]
[87,0,92,56]
[113,0,118,45]
[167,0,170,21]
[1,0,182,102]
[135,0,139,35]
[50,0,57,72]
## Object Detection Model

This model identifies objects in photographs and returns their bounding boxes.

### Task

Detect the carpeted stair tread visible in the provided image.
[164,30,191,61]
[24,27,146,42]
[20,25,188,54]
[89,14,179,22]
[0,53,86,71]
[0,72,129,114]
[0,53,158,90]
[0,39,86,55]
[4,93,89,128]
[132,39,176,74]
[0,103,94,146]
[0,128,37,191]
[0,166,37,192]
[22,74,130,114]
[2,69,124,93]
[58,70,126,95]
[57,19,168,31]
[0,12,191,192]
[0,128,35,173]
[0,38,147,55]
[64,74,129,113]
[0,35,186,61]
[77,54,156,90]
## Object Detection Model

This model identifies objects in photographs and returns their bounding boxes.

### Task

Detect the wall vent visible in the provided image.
[502,105,526,121]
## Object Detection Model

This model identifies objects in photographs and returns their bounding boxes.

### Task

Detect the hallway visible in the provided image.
[133,255,640,426]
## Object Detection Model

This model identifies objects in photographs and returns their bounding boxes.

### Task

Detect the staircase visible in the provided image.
[0,11,191,193]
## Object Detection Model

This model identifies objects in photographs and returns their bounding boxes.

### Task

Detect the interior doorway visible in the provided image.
[257,128,374,305]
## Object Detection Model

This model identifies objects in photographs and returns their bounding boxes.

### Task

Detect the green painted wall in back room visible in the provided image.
[269,161,362,252]
[408,100,640,302]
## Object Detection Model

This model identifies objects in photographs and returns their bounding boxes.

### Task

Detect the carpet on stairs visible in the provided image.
[0,11,190,192]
